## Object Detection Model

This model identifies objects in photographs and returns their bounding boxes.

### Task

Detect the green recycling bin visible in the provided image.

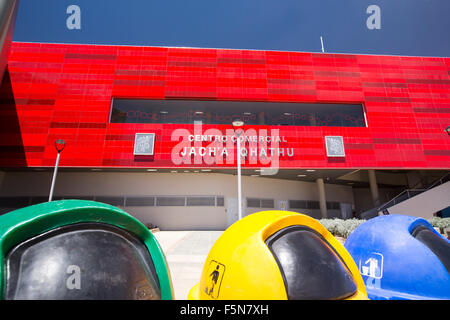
[0,200,174,300]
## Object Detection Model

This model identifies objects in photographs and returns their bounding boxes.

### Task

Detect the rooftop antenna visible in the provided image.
[320,36,325,53]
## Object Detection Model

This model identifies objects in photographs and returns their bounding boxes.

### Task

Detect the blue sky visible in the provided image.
[12,0,450,56]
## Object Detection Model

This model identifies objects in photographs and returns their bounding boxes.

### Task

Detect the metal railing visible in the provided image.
[360,172,450,219]
[377,189,426,212]
[379,172,450,213]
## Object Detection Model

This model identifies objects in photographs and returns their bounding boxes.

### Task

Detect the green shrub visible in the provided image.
[319,216,450,239]
[427,217,450,232]
[319,218,366,238]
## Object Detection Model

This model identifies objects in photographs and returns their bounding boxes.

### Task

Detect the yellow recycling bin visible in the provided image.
[188,210,367,300]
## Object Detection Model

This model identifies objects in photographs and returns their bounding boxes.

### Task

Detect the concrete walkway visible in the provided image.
[153,231,223,300]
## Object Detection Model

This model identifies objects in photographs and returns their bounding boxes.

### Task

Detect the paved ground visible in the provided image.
[153,231,223,300]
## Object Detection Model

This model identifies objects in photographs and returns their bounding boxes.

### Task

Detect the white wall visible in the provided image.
[0,171,356,230]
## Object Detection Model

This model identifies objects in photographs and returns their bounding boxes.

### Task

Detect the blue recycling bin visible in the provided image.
[344,214,450,300]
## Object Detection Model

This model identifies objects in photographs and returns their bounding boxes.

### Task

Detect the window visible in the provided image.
[216,196,224,207]
[0,195,227,213]
[95,196,124,206]
[110,99,366,127]
[247,198,261,208]
[327,202,341,210]
[289,200,340,210]
[125,197,155,207]
[247,198,275,208]
[156,196,186,206]
[186,196,216,206]
[289,200,307,209]
[261,199,275,208]
[307,201,320,209]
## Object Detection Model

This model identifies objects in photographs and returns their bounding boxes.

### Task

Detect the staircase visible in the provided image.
[361,173,450,219]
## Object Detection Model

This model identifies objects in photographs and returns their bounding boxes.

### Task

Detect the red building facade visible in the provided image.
[1,41,449,170]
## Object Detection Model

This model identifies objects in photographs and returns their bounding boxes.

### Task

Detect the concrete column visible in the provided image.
[316,178,327,218]
[368,169,380,206]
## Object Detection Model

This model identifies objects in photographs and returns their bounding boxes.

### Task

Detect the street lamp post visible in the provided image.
[232,119,245,221]
[48,139,66,202]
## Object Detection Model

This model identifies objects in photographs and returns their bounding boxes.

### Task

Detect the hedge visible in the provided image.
[319,216,450,238]
[427,217,450,233]
[319,218,366,238]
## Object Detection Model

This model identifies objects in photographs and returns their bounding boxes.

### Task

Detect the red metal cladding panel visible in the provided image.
[0,42,449,169]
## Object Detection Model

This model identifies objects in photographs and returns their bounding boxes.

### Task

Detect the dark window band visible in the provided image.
[110,98,366,127]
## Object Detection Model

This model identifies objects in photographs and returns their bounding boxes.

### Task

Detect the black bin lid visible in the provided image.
[266,225,357,300]
[5,223,161,300]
